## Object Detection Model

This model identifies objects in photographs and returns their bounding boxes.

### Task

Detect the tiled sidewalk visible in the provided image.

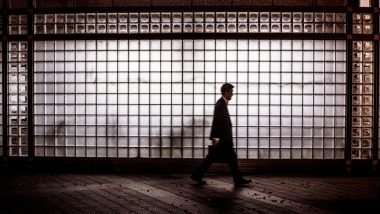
[0,173,379,213]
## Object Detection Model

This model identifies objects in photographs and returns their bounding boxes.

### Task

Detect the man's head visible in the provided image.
[221,83,234,101]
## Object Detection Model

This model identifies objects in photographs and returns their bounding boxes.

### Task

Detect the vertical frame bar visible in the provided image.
[346,3,353,161]
[27,0,34,159]
[2,0,8,158]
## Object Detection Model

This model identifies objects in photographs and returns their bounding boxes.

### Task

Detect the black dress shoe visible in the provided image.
[234,178,252,186]
[191,175,207,185]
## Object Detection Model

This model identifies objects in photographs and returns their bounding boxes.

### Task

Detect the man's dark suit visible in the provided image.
[192,97,243,182]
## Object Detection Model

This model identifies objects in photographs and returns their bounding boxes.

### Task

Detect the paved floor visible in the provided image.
[0,172,379,213]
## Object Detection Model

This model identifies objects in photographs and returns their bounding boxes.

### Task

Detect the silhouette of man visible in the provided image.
[191,83,251,186]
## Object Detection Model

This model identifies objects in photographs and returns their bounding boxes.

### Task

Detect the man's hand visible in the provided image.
[212,138,220,146]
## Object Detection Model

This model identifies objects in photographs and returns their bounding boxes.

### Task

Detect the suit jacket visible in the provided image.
[209,97,233,148]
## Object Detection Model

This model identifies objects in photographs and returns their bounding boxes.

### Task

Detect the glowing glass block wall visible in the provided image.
[33,39,346,159]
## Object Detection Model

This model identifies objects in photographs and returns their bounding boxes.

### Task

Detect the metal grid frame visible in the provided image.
[1,1,379,161]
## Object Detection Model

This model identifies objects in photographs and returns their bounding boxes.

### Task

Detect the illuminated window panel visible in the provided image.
[33,12,346,35]
[33,39,346,159]
[351,41,373,159]
[8,41,28,157]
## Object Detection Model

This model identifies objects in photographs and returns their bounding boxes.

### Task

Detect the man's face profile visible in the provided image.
[224,89,233,101]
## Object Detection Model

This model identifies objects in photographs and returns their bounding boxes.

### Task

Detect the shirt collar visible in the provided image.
[222,96,229,104]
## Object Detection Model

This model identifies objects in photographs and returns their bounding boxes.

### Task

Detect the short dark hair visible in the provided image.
[221,83,234,95]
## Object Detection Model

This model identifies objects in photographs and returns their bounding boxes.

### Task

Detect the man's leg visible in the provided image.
[225,148,243,182]
[191,152,214,180]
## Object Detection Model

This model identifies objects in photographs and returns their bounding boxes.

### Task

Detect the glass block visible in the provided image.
[9,25,19,35]
[150,24,160,33]
[9,15,19,24]
[293,13,302,23]
[325,13,335,22]
[363,24,373,34]
[352,95,362,105]
[314,13,324,22]
[35,14,44,24]
[19,15,27,24]
[352,117,361,127]
[56,24,65,33]
[335,24,345,33]
[97,24,106,33]
[363,84,372,94]
[353,13,362,23]
[172,24,182,33]
[19,105,27,114]
[205,23,215,33]
[280,12,291,23]
[161,23,171,33]
[173,13,182,22]
[85,13,96,23]
[363,13,372,23]
[65,24,75,34]
[363,52,372,62]
[184,13,193,23]
[352,73,362,83]
[247,23,259,33]
[271,23,281,33]
[362,106,372,116]
[269,12,280,23]
[260,12,269,22]
[314,24,323,33]
[362,139,371,148]
[97,13,107,23]
[118,24,128,33]
[352,41,362,51]
[304,13,313,22]
[76,24,85,33]
[107,24,117,33]
[129,13,138,23]
[260,23,269,32]
[247,12,258,23]
[118,13,128,23]
[336,13,345,23]
[86,24,96,33]
[238,12,248,22]
[183,23,193,33]
[362,149,371,159]
[362,117,372,127]
[362,128,372,138]
[194,23,204,33]
[281,23,291,33]
[304,24,313,33]
[352,128,361,138]
[65,14,75,23]
[227,23,236,33]
[73,14,84,24]
[293,23,302,33]
[351,149,360,159]
[352,84,361,94]
[227,12,237,22]
[352,52,362,62]
[362,95,372,105]
[108,13,117,23]
[129,24,138,33]
[215,23,225,33]
[205,12,215,22]
[362,63,372,72]
[55,14,65,23]
[162,13,171,22]
[194,12,204,23]
[35,24,44,34]
[362,41,372,51]
[45,24,55,34]
[324,23,335,33]
[238,24,248,33]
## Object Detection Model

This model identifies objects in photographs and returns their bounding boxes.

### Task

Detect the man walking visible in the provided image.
[191,83,251,186]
